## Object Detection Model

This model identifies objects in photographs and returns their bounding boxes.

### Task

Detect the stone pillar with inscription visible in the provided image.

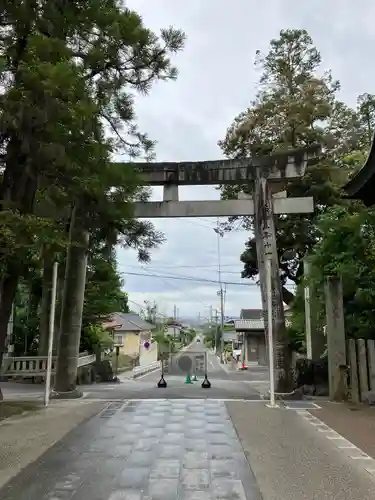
[254,170,293,393]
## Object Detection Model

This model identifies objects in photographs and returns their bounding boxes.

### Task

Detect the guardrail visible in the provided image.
[132,361,161,378]
[4,353,96,377]
[77,354,96,368]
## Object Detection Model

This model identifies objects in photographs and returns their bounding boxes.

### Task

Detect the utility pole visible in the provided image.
[214,220,225,362]
[218,289,225,362]
[214,309,219,354]
[172,304,177,340]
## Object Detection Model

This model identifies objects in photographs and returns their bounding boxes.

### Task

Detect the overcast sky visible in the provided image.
[117,0,375,321]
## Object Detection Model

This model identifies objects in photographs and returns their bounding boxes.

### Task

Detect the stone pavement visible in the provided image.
[310,402,375,459]
[0,399,262,500]
[0,400,104,489]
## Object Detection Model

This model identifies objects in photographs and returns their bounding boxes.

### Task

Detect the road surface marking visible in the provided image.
[81,398,267,403]
[350,454,373,460]
[284,402,321,410]
[365,468,375,477]
[297,409,375,480]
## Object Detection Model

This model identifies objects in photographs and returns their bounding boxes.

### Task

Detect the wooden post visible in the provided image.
[368,340,375,392]
[325,277,347,401]
[348,339,359,403]
[253,171,293,393]
[357,339,369,400]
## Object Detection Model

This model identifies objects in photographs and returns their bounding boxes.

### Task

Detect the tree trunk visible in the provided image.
[54,208,89,395]
[282,286,295,305]
[38,253,54,356]
[0,262,20,395]
[253,173,293,393]
[52,261,67,353]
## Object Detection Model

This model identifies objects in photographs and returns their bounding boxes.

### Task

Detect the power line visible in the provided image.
[175,218,215,229]
[121,269,296,289]
[127,299,169,320]
[121,270,246,286]
[140,267,214,309]
[121,263,241,270]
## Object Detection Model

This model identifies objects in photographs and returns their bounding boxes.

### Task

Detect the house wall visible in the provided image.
[114,331,140,356]
[139,342,158,366]
[245,332,267,365]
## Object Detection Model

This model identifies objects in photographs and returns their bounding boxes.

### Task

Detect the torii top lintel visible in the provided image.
[343,133,375,206]
[121,146,320,186]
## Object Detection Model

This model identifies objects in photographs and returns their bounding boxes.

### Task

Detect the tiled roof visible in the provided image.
[240,306,289,320]
[104,313,156,332]
[240,309,263,320]
[119,313,156,331]
[235,318,291,331]
[235,319,264,331]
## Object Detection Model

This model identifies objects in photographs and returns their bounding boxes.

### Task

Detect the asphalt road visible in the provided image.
[1,340,268,401]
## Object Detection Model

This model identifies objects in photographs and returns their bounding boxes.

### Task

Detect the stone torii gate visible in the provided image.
[120,146,319,393]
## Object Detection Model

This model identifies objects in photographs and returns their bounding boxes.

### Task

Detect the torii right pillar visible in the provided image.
[252,148,320,395]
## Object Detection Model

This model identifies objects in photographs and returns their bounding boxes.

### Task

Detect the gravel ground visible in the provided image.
[226,401,375,500]
[0,400,105,489]
[310,402,375,459]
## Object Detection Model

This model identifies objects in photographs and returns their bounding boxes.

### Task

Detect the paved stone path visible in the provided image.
[1,399,262,500]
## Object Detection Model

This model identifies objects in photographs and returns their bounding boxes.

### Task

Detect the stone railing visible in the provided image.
[4,353,96,377]
[132,360,161,378]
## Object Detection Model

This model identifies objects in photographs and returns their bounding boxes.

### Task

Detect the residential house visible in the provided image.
[235,307,291,365]
[103,312,156,358]
[234,309,266,365]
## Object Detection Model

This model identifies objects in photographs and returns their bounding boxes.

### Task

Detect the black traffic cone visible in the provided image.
[157,375,167,388]
[201,374,211,388]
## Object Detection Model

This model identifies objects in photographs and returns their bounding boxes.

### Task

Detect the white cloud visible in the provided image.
[117,1,375,318]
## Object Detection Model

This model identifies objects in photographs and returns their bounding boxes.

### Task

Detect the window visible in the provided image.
[114,334,123,345]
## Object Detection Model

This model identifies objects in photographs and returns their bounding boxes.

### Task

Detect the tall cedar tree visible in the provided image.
[219,29,365,305]
[0,2,185,386]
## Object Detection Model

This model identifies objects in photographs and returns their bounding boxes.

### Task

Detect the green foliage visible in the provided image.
[218,29,372,302]
[11,278,41,355]
[286,288,308,353]
[0,1,186,371]
[80,324,114,353]
[204,325,220,349]
[308,206,375,339]
[287,203,375,343]
[82,244,129,330]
